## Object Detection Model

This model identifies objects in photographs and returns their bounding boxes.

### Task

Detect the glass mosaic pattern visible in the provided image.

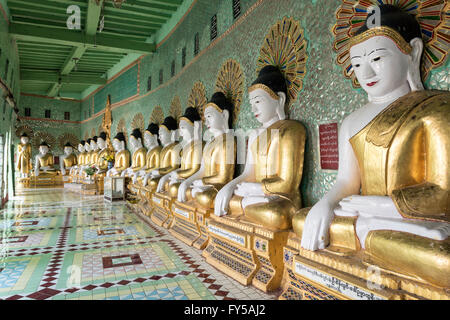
[0,188,277,300]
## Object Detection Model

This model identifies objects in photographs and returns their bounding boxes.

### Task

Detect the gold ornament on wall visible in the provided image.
[215,59,244,126]
[116,118,128,143]
[170,95,182,120]
[58,133,79,150]
[332,0,449,88]
[188,81,207,120]
[131,112,145,132]
[15,125,34,139]
[32,131,56,150]
[150,106,164,124]
[256,16,308,107]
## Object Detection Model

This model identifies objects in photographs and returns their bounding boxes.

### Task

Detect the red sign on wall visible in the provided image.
[319,123,339,170]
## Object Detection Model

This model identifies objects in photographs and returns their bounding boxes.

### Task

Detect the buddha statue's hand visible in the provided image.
[143,173,151,187]
[156,175,169,192]
[192,179,204,187]
[214,183,236,217]
[301,200,335,251]
[61,168,66,176]
[339,195,403,219]
[177,181,191,202]
[234,182,265,197]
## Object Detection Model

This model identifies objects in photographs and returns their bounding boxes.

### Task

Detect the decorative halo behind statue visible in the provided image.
[91,128,96,138]
[215,59,244,126]
[58,133,79,150]
[332,0,449,88]
[188,81,207,120]
[116,118,128,144]
[15,125,34,140]
[150,106,164,124]
[256,16,308,107]
[131,113,145,133]
[84,131,89,141]
[170,95,182,120]
[32,132,56,150]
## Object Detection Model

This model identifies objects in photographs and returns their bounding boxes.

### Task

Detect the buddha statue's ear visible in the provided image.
[407,37,424,92]
[276,91,287,120]
[222,109,230,129]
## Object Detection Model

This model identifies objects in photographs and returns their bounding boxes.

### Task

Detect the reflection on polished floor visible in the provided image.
[0,188,278,300]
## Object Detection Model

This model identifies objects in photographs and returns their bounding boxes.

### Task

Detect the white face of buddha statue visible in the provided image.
[20,136,29,144]
[112,138,124,152]
[84,143,91,152]
[39,145,49,155]
[97,137,106,150]
[64,146,73,156]
[144,131,157,148]
[78,143,85,153]
[350,36,423,100]
[249,88,285,125]
[90,139,98,151]
[130,135,142,150]
[204,106,229,135]
[179,120,194,142]
[159,127,172,146]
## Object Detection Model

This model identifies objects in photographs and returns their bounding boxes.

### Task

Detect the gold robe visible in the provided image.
[62,154,77,173]
[37,153,57,176]
[146,142,180,191]
[111,149,131,175]
[230,120,306,231]
[129,147,147,173]
[17,143,32,174]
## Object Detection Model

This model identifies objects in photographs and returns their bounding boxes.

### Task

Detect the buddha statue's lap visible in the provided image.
[296,5,450,291]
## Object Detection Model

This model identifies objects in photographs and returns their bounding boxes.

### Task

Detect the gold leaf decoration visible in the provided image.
[32,131,57,150]
[256,16,308,106]
[58,133,79,150]
[131,113,145,133]
[215,59,244,126]
[150,106,164,124]
[188,81,207,120]
[15,125,34,139]
[116,118,128,143]
[169,95,182,120]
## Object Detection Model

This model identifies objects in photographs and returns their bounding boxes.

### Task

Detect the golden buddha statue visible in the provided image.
[292,5,449,296]
[94,132,112,175]
[17,133,32,178]
[121,128,147,178]
[33,141,59,176]
[60,142,77,176]
[106,132,131,177]
[204,66,306,292]
[169,92,236,248]
[69,140,87,182]
[156,107,204,198]
[143,116,180,193]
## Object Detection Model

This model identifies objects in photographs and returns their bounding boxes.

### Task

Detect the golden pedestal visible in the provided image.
[30,173,63,187]
[202,215,289,292]
[150,192,174,228]
[279,233,450,300]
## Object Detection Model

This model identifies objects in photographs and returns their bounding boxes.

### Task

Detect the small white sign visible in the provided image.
[208,225,245,246]
[173,207,189,219]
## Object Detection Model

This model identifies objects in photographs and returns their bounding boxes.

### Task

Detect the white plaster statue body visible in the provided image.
[69,143,85,176]
[214,88,287,217]
[34,144,55,177]
[60,146,75,176]
[300,35,450,251]
[77,142,92,176]
[95,137,108,174]
[106,139,125,177]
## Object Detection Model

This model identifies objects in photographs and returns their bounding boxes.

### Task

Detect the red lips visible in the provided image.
[367,81,378,87]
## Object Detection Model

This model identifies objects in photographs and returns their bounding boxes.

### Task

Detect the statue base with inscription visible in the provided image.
[279,233,450,300]
[30,173,63,188]
[202,215,289,292]
[150,192,174,228]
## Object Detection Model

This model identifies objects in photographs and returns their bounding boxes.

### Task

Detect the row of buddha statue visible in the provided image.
[15,5,449,299]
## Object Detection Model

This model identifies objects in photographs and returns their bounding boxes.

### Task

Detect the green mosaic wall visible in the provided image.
[0,4,20,200]
[76,0,450,206]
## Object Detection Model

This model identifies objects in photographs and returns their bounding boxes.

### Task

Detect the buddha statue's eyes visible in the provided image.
[353,63,361,68]
[372,56,381,62]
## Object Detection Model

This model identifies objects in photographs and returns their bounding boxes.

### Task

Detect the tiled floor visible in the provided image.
[0,188,279,300]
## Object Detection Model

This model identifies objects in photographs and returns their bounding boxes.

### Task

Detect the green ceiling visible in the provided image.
[7,0,185,99]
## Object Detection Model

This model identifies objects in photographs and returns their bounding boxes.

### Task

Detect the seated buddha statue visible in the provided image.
[34,141,59,176]
[156,107,204,197]
[69,140,86,176]
[94,132,112,176]
[60,143,77,176]
[142,116,180,191]
[214,65,306,231]
[131,123,162,184]
[121,128,147,177]
[106,132,131,177]
[176,92,236,209]
[297,5,450,288]
[17,133,32,178]
[77,139,92,176]
[81,136,100,178]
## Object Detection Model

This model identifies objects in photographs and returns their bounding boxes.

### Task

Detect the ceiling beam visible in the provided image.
[21,71,107,85]
[60,46,87,75]
[86,0,103,36]
[10,23,156,54]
